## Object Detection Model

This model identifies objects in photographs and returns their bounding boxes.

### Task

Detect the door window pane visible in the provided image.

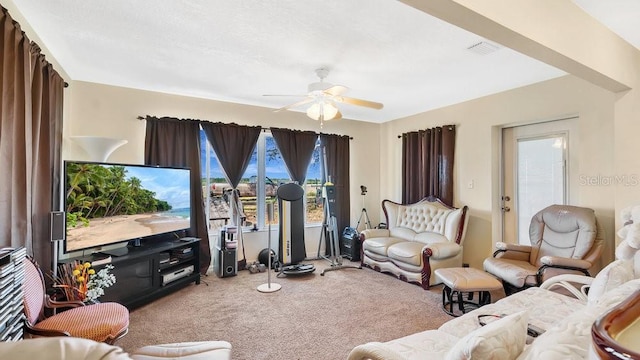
[516,136,565,244]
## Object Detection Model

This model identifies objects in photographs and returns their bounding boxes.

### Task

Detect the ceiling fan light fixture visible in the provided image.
[267,68,382,125]
[306,101,339,121]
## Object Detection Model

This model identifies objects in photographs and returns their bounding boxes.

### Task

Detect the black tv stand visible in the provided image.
[62,238,201,309]
[98,247,129,257]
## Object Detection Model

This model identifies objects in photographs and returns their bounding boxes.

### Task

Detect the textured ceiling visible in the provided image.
[8,0,638,123]
[574,0,640,49]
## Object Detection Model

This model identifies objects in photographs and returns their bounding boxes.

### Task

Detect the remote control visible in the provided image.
[527,324,545,337]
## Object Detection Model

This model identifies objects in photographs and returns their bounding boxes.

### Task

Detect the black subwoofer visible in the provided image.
[216,248,237,278]
[340,227,361,261]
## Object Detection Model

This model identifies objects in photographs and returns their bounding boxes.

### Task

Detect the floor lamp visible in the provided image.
[257,202,281,293]
[69,136,128,162]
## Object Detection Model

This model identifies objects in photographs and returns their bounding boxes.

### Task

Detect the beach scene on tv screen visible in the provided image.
[65,163,191,252]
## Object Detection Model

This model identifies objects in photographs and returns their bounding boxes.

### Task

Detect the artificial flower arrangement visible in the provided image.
[51,261,116,303]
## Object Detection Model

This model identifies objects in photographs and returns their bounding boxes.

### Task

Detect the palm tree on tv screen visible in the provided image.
[66,163,172,228]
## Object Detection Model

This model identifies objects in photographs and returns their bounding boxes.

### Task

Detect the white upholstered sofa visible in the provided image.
[349,232,640,360]
[349,280,640,360]
[360,197,468,288]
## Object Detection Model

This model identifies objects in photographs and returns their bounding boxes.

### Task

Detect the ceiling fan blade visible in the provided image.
[323,85,349,96]
[335,96,384,110]
[275,97,313,112]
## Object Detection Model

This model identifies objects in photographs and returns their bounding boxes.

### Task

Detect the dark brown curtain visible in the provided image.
[0,7,64,272]
[200,122,260,269]
[144,117,211,275]
[270,128,318,184]
[0,7,30,251]
[401,125,455,205]
[30,43,64,271]
[200,122,261,188]
[320,134,350,235]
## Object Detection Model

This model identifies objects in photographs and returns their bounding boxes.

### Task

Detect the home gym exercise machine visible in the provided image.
[275,182,315,276]
[316,147,361,276]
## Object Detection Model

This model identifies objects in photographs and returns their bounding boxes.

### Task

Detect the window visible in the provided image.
[305,140,323,224]
[201,130,323,232]
[262,134,291,225]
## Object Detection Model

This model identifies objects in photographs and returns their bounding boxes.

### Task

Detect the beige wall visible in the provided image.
[380,75,617,269]
[63,81,381,261]
[613,85,640,228]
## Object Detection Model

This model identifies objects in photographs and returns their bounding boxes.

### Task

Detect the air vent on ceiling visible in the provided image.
[467,41,500,55]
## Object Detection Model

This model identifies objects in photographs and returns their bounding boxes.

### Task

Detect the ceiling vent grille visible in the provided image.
[467,41,500,55]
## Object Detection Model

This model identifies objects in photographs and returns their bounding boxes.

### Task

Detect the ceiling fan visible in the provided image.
[264,68,384,122]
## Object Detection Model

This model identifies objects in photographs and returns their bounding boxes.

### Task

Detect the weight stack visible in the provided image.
[340,227,361,261]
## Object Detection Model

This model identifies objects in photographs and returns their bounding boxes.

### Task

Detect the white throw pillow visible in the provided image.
[445,310,529,360]
[587,259,635,305]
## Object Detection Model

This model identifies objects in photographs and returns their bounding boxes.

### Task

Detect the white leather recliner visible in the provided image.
[484,204,603,294]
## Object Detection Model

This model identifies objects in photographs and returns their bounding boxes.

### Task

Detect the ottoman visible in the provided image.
[434,267,503,317]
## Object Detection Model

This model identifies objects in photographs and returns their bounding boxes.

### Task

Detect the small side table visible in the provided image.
[434,267,503,317]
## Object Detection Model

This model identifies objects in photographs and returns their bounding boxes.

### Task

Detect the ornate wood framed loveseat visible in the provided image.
[359,196,468,289]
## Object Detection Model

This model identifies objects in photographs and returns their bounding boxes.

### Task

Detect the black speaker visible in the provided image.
[50,211,65,242]
[216,248,237,278]
[341,227,360,261]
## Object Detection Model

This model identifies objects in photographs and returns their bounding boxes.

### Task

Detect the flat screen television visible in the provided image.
[63,161,192,254]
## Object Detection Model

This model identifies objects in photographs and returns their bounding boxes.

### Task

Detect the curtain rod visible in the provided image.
[261,128,353,140]
[138,116,353,139]
[397,125,456,138]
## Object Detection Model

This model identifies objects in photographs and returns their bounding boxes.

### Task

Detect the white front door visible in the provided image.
[502,118,577,245]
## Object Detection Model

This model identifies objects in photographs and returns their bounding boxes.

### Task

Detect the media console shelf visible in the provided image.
[61,238,200,309]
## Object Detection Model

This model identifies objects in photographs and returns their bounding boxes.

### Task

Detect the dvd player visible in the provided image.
[161,265,195,285]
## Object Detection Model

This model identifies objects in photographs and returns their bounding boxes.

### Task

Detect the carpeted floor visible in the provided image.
[117,260,503,359]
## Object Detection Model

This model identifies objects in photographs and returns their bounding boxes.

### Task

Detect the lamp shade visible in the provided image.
[306,101,339,121]
[70,136,128,162]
